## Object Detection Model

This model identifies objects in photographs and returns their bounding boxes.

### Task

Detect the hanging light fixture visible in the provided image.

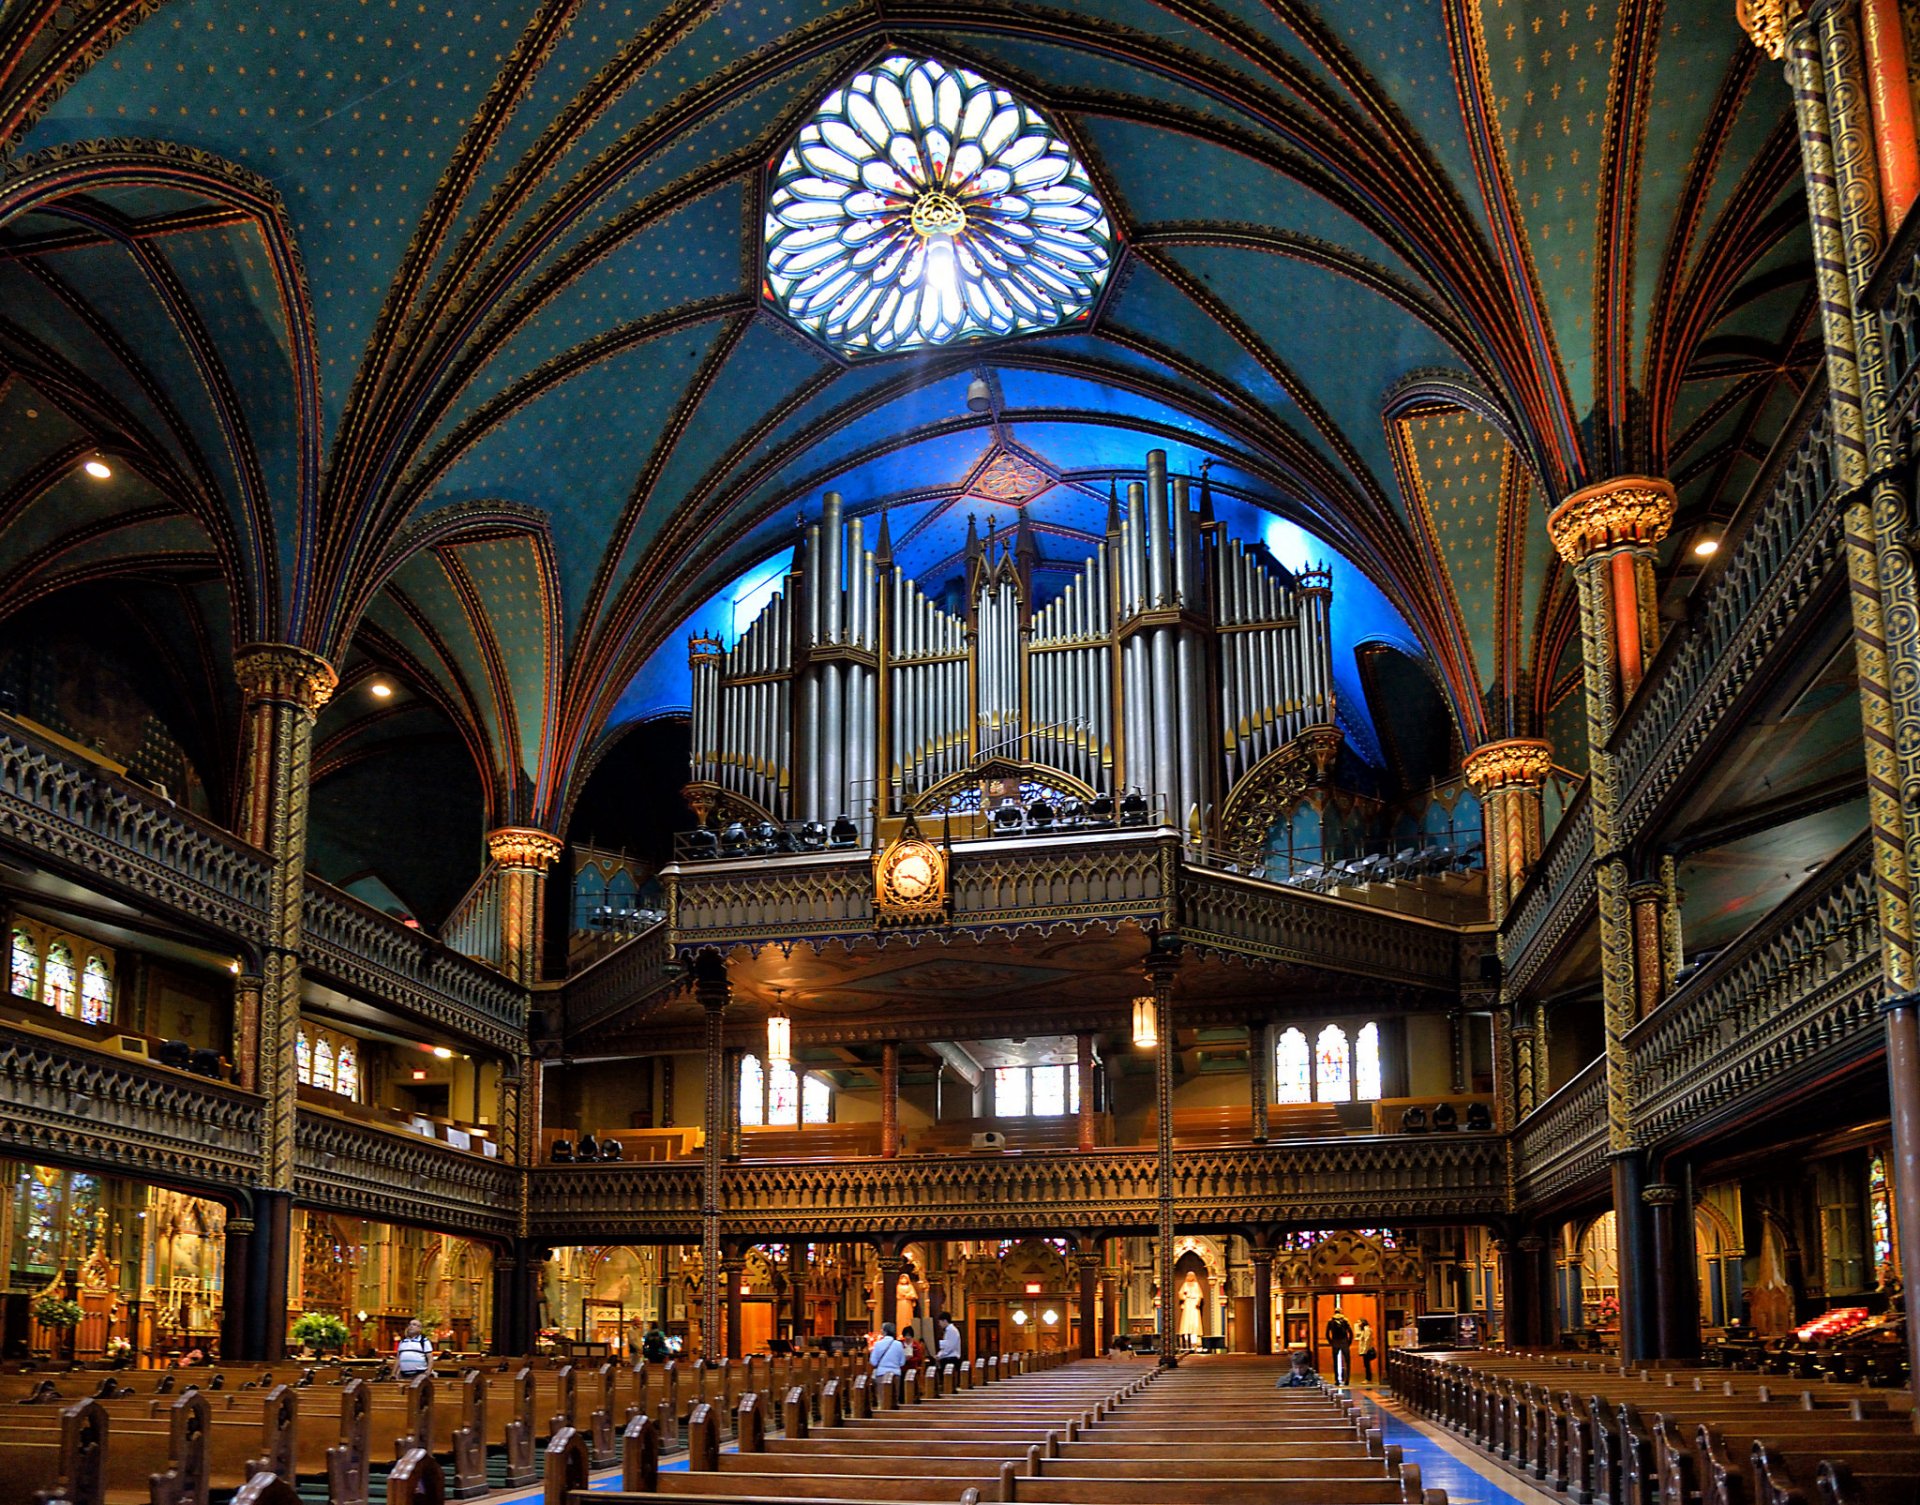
[1131,995,1158,1050]
[768,989,792,1067]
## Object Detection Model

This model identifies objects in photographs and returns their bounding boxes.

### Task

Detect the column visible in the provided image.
[221,1214,253,1361]
[234,642,337,1362]
[1249,1246,1274,1356]
[1075,1249,1101,1358]
[1861,0,1920,227]
[724,1046,744,1160]
[1144,930,1184,1365]
[877,1041,901,1158]
[875,1247,905,1332]
[1448,1010,1467,1095]
[486,827,564,986]
[1248,1020,1269,1143]
[1548,476,1676,1364]
[1496,1237,1526,1348]
[1642,1182,1699,1361]
[1076,1033,1097,1152]
[722,1250,746,1362]
[693,950,729,1361]
[1883,994,1920,1393]
[232,972,263,1095]
[1629,880,1669,1019]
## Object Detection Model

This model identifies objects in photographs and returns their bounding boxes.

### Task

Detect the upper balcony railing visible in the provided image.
[528,1133,1509,1241]
[1609,380,1842,836]
[1512,1054,1608,1210]
[294,1104,520,1238]
[559,919,677,1038]
[0,1015,263,1193]
[1500,788,1593,996]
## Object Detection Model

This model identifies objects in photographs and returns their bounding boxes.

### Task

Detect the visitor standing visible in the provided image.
[1354,1317,1376,1383]
[1324,1310,1352,1386]
[934,1314,963,1375]
[395,1318,435,1378]
[869,1321,906,1390]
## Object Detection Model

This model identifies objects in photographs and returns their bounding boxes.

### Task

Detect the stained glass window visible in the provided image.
[802,1073,831,1124]
[768,1062,801,1126]
[1275,1028,1311,1104]
[335,1042,359,1102]
[296,1029,312,1083]
[79,957,112,1026]
[43,942,75,1016]
[994,1065,1028,1117]
[9,929,36,1000]
[1315,1024,1351,1103]
[313,1037,335,1093]
[740,1054,765,1127]
[763,55,1116,356]
[1354,1022,1381,1101]
[1871,1151,1894,1284]
[22,1169,58,1268]
[1030,1065,1068,1117]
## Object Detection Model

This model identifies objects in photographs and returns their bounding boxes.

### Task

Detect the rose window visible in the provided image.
[762,56,1117,356]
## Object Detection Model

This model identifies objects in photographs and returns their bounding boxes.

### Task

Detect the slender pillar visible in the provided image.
[722,1251,746,1362]
[876,1248,905,1332]
[1510,1016,1538,1120]
[1076,1250,1101,1358]
[1248,1021,1269,1143]
[1076,1033,1097,1152]
[1882,993,1920,1395]
[1518,1235,1552,1349]
[1629,880,1669,1019]
[487,827,564,986]
[1144,931,1184,1365]
[881,1042,901,1158]
[1448,1010,1467,1095]
[220,1215,252,1361]
[1249,1246,1274,1356]
[1463,739,1554,926]
[233,972,263,1095]
[1495,1237,1526,1348]
[693,951,729,1360]
[1643,1182,1700,1362]
[234,642,337,1362]
[724,1046,744,1160]
[1861,0,1920,227]
[1549,477,1676,1364]
[1100,1265,1117,1351]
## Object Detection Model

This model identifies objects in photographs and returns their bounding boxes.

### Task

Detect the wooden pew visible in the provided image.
[0,1396,110,1505]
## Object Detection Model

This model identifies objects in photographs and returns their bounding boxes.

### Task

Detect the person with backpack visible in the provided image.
[868,1321,906,1392]
[395,1318,435,1378]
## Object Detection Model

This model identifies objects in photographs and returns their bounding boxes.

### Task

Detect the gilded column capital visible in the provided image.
[1735,0,1797,57]
[487,826,565,871]
[1641,1182,1683,1207]
[1627,878,1667,905]
[234,643,338,712]
[1463,738,1554,793]
[1547,476,1677,564]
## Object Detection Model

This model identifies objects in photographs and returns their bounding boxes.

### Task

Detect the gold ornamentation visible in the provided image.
[1215,738,1315,864]
[1462,738,1553,793]
[1546,476,1677,564]
[487,826,565,872]
[1735,0,1793,58]
[873,814,949,924]
[234,643,339,713]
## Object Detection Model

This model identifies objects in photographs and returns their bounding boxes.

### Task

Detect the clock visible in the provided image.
[873,816,948,923]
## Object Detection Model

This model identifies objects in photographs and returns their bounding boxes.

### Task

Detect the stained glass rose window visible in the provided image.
[763,56,1116,355]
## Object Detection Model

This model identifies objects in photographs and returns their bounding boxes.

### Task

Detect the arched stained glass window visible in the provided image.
[740,1054,765,1126]
[802,1073,831,1124]
[762,56,1116,356]
[1274,1028,1311,1104]
[768,1062,801,1126]
[313,1036,335,1093]
[43,942,75,1016]
[22,1169,59,1268]
[296,1029,312,1083]
[335,1042,359,1101]
[1315,1024,1351,1103]
[79,957,112,1026]
[9,929,37,1000]
[1354,1022,1381,1101]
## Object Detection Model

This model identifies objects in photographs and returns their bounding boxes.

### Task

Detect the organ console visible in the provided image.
[684,446,1340,851]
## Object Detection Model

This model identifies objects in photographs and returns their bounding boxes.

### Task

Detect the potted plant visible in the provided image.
[105,1335,134,1369]
[33,1294,83,1363]
[290,1311,350,1357]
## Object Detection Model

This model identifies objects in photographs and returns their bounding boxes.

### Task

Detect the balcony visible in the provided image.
[294,1104,521,1238]
[558,920,677,1038]
[1500,789,1593,997]
[527,1133,1509,1242]
[1512,1056,1608,1211]
[0,1015,263,1194]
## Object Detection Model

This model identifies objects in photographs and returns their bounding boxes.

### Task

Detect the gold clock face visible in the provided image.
[890,848,936,898]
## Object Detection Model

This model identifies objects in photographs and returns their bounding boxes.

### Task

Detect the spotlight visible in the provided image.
[432,1046,453,1059]
[1692,537,1720,558]
[83,457,112,480]
[1026,798,1054,830]
[369,681,393,699]
[966,376,991,414]
[829,814,859,848]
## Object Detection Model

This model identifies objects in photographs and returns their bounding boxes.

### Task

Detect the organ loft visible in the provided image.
[0,6,1915,1505]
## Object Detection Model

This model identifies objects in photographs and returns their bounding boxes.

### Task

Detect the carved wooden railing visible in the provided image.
[1513,1054,1608,1210]
[1181,867,1460,992]
[438,858,504,968]
[1630,833,1879,1150]
[0,721,271,945]
[1501,788,1593,997]
[301,877,527,1052]
[1610,381,1841,836]
[1871,199,1920,420]
[529,1135,1508,1241]
[561,921,677,1036]
[0,1019,263,1191]
[294,1109,520,1237]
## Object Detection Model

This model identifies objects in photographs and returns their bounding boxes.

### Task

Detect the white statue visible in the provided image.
[1177,1274,1204,1342]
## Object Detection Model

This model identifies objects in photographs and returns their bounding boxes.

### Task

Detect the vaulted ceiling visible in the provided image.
[0,0,1814,844]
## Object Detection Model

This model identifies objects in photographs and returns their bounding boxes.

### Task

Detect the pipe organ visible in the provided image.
[686,448,1338,841]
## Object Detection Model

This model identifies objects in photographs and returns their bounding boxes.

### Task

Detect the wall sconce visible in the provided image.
[1131,996,1158,1050]
[1011,1309,1029,1326]
[1041,1309,1059,1326]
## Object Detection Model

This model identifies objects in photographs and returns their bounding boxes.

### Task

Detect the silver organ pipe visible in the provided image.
[686,446,1339,842]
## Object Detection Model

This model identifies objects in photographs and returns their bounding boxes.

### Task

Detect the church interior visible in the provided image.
[0,0,1917,1502]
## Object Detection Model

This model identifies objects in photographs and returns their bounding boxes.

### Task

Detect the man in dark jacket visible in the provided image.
[1324,1312,1352,1385]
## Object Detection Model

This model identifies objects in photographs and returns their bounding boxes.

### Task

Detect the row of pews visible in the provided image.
[0,1350,1042,1505]
[1389,1348,1920,1505]
[546,1353,1450,1505]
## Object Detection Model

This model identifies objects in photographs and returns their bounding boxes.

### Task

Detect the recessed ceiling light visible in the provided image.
[82,458,112,480]
[1692,537,1720,558]
[369,680,393,699]
[432,1046,453,1059]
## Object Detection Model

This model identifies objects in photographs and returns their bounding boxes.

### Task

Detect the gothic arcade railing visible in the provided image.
[1501,790,1593,996]
[1610,382,1842,836]
[300,877,527,1053]
[0,720,271,946]
[527,1136,1508,1242]
[1630,833,1880,1150]
[561,921,676,1036]
[0,1019,263,1193]
[1513,1055,1608,1211]
[294,1108,520,1238]
[1871,202,1920,421]
[1180,867,1460,992]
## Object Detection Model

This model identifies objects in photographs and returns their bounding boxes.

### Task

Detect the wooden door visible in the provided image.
[1311,1292,1381,1381]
